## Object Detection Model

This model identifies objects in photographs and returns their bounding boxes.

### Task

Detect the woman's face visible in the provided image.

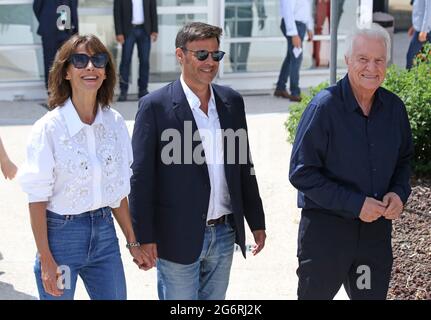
[65,44,107,94]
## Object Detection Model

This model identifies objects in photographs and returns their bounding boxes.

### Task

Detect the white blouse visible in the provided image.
[18,98,133,215]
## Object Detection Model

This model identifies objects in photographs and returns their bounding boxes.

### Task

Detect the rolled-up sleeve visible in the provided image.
[18,121,55,203]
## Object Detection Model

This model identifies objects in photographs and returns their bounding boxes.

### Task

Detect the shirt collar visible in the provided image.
[60,98,104,137]
[180,74,216,112]
[340,74,384,113]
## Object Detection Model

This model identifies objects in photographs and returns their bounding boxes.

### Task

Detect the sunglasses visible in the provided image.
[68,53,109,69]
[181,47,225,62]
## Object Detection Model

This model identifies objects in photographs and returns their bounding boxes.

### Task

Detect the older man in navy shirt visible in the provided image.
[289,24,413,300]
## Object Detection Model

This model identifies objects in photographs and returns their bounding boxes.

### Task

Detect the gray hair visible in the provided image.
[344,23,391,62]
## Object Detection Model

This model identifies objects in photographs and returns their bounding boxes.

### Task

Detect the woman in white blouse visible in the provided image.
[19,34,151,300]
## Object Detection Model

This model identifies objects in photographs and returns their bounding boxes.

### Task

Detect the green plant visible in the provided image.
[285,81,329,143]
[383,43,431,176]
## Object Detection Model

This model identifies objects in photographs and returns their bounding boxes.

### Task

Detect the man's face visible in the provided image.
[345,35,387,93]
[176,37,220,89]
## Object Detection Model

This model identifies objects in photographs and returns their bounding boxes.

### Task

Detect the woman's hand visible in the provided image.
[40,254,64,297]
[129,246,153,271]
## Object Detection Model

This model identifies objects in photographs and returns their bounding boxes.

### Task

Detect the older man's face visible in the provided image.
[345,35,387,93]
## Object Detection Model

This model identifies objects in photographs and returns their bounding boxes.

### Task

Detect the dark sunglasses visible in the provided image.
[68,53,109,69]
[181,47,225,62]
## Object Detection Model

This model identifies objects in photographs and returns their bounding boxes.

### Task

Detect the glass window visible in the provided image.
[0,4,40,45]
[0,47,43,81]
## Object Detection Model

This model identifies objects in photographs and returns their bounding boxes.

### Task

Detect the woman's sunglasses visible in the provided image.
[68,53,108,69]
[181,47,225,62]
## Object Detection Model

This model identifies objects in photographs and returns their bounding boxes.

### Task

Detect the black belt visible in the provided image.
[132,23,145,28]
[207,215,228,226]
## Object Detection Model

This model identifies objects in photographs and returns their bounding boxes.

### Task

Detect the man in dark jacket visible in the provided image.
[114,0,158,101]
[33,0,78,89]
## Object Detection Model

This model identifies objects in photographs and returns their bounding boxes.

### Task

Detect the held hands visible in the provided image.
[359,193,403,223]
[132,243,157,270]
[252,230,266,256]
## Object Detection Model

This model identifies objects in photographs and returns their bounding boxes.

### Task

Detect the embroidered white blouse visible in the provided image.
[18,98,133,215]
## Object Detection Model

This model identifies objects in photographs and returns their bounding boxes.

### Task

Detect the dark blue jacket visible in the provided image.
[129,80,265,264]
[289,75,413,219]
[33,0,78,39]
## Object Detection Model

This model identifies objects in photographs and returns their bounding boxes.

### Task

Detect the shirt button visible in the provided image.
[374,193,378,198]
[372,168,377,172]
[370,143,375,147]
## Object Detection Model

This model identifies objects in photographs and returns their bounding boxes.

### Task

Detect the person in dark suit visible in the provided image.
[114,0,158,101]
[129,22,266,300]
[33,0,78,90]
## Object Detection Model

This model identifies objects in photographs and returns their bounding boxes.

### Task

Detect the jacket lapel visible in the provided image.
[212,86,234,191]
[171,79,209,182]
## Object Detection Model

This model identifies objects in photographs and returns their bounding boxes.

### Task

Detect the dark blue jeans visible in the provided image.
[119,26,151,93]
[406,31,431,69]
[34,207,126,300]
[276,20,307,96]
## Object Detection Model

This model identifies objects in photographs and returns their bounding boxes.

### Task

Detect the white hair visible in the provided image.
[344,23,391,62]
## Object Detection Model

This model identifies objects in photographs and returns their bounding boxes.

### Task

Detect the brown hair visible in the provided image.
[47,34,116,109]
[175,22,223,49]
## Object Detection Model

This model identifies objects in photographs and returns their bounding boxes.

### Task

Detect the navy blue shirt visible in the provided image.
[289,75,413,219]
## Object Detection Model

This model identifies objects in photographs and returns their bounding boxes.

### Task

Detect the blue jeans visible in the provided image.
[34,207,126,300]
[157,219,236,300]
[119,26,151,93]
[406,31,431,69]
[276,20,307,96]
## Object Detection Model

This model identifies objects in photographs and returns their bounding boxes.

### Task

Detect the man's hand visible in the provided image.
[382,192,403,220]
[418,31,428,43]
[151,32,158,42]
[141,243,157,268]
[130,246,153,271]
[258,19,265,30]
[408,26,415,37]
[251,230,266,256]
[307,30,313,42]
[359,197,386,223]
[292,35,302,48]
[116,34,125,45]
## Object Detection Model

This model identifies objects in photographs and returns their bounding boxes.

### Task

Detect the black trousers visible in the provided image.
[41,36,70,89]
[297,209,393,300]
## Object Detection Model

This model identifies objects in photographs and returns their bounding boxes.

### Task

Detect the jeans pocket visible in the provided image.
[46,217,68,230]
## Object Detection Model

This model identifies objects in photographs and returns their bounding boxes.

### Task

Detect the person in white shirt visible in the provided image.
[18,34,151,300]
[274,0,314,102]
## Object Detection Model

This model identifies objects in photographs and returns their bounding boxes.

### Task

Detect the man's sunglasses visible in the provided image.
[68,53,109,69]
[181,47,225,62]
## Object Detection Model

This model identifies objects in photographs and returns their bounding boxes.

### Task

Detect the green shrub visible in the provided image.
[285,81,329,144]
[285,43,431,176]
